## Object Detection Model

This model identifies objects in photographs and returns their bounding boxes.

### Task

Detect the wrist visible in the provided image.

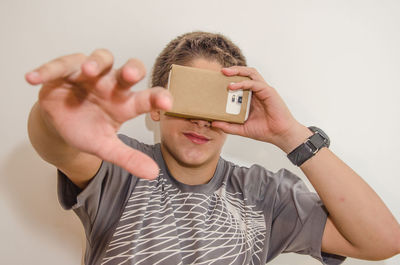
[273,123,313,154]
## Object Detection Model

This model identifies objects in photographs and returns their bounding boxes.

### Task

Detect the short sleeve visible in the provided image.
[56,135,146,245]
[267,169,346,265]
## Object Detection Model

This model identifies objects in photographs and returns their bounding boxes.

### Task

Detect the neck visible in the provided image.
[160,145,220,185]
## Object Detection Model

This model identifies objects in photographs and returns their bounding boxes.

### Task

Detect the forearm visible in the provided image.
[276,123,400,256]
[216,64,400,258]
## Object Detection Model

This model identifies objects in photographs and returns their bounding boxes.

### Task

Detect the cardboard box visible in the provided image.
[165,64,252,124]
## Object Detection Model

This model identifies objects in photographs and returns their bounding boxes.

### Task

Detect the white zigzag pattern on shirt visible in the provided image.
[101,174,266,265]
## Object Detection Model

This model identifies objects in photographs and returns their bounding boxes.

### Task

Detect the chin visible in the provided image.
[163,141,217,168]
[177,148,214,167]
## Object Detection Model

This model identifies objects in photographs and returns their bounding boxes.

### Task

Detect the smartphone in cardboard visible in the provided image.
[165,64,252,124]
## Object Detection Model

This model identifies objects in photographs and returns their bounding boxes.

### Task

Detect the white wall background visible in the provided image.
[0,0,399,264]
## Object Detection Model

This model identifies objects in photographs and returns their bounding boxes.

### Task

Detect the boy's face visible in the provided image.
[151,58,227,168]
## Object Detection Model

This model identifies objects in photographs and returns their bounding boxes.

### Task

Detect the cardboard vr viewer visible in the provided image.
[165,64,252,124]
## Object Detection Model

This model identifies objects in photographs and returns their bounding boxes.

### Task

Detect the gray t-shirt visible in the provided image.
[58,134,346,265]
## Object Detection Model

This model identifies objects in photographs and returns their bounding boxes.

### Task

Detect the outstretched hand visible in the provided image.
[26,49,172,179]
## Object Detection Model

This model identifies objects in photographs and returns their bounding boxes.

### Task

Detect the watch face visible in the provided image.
[308,126,330,147]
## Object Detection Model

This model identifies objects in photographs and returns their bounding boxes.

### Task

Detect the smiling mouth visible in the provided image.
[183,132,210,144]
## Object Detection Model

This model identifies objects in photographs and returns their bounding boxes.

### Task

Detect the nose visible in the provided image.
[189,119,211,128]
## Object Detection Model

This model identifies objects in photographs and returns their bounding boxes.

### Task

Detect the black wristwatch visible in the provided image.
[287,126,330,166]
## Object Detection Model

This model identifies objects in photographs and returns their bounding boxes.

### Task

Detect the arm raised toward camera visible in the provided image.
[26,49,172,189]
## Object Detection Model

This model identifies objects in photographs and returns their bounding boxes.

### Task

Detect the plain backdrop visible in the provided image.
[0,0,399,264]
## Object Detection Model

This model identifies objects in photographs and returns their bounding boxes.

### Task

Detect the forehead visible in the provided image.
[186,58,223,72]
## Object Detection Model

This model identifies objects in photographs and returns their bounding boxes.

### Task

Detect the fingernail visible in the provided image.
[85,61,98,75]
[26,71,41,83]
[126,67,139,80]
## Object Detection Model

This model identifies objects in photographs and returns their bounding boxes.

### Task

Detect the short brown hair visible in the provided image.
[151,31,247,88]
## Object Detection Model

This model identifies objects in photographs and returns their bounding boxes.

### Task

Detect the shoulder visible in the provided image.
[224,159,299,191]
[222,159,304,205]
[117,134,157,157]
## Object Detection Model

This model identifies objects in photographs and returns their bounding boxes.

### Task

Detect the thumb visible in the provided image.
[212,121,244,136]
[96,136,159,180]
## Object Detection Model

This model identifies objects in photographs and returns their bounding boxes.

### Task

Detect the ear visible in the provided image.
[150,110,161,121]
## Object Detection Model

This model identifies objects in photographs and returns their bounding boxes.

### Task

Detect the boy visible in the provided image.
[26,31,400,264]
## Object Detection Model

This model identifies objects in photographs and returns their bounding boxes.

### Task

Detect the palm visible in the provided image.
[39,78,131,157]
[242,93,295,143]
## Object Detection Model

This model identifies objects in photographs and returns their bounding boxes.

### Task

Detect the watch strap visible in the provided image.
[287,127,329,166]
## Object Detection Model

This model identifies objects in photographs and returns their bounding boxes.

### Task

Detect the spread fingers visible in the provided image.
[115,58,147,89]
[25,53,87,85]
